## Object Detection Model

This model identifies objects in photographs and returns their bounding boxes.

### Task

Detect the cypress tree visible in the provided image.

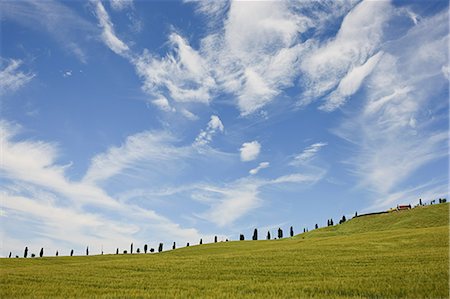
[86,246,89,256]
[419,198,423,205]
[144,244,148,254]
[186,243,189,247]
[330,219,334,226]
[116,248,119,255]
[290,226,294,237]
[158,243,163,253]
[303,228,306,233]
[24,246,28,258]
[9,252,12,258]
[71,249,74,256]
[39,248,44,258]
[278,228,283,239]
[315,224,318,229]
[131,243,133,254]
[56,251,58,257]
[267,231,271,240]
[239,234,245,241]
[214,236,218,243]
[200,238,203,245]
[252,228,258,240]
[172,242,176,250]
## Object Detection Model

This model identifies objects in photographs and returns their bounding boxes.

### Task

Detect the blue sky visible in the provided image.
[1,0,448,256]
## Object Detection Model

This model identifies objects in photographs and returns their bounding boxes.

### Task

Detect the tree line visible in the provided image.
[8,197,447,258]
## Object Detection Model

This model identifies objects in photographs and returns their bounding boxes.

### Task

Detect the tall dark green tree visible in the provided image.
[200,238,203,245]
[71,249,74,256]
[144,244,148,254]
[116,248,119,255]
[158,243,163,253]
[39,248,44,258]
[24,246,28,258]
[86,246,89,256]
[290,226,294,237]
[214,236,218,243]
[278,228,283,239]
[315,224,318,229]
[9,252,12,258]
[56,251,58,257]
[252,229,258,240]
[267,231,271,240]
[186,243,190,247]
[419,198,423,205]
[131,243,133,254]
[172,242,176,250]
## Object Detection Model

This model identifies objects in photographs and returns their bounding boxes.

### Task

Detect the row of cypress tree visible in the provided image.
[10,216,350,258]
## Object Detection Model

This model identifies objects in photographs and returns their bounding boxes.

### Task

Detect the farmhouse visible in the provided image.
[397,204,411,211]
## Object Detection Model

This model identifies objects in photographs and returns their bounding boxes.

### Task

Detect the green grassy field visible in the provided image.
[1,203,448,298]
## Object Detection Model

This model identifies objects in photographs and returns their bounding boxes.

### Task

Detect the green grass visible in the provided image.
[1,203,448,298]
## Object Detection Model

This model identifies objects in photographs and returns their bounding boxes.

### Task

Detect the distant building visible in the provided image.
[397,204,411,211]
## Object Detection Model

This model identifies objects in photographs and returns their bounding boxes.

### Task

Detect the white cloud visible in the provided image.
[151,96,176,112]
[92,0,361,116]
[197,180,261,227]
[291,142,327,166]
[132,34,215,104]
[0,0,95,62]
[94,1,129,56]
[334,10,449,195]
[300,0,392,108]
[240,141,261,162]
[249,162,269,175]
[321,51,383,111]
[62,70,72,78]
[0,120,205,256]
[84,131,188,183]
[0,59,35,95]
[110,0,133,11]
[181,109,199,121]
[196,170,325,227]
[194,115,224,147]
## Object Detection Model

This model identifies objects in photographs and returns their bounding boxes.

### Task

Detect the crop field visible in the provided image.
[1,203,448,298]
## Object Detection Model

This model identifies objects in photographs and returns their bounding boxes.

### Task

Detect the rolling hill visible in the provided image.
[1,203,448,298]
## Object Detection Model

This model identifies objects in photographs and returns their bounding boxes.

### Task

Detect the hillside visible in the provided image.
[1,203,448,298]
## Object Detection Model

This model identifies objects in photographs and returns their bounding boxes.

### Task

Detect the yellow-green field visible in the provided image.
[1,204,448,298]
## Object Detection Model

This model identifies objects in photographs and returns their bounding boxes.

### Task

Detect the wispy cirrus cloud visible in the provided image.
[110,0,133,11]
[195,170,325,227]
[0,120,205,256]
[194,115,224,147]
[335,9,449,196]
[0,59,35,96]
[0,0,97,62]
[94,0,130,56]
[290,142,327,166]
[300,0,392,110]
[93,0,360,116]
